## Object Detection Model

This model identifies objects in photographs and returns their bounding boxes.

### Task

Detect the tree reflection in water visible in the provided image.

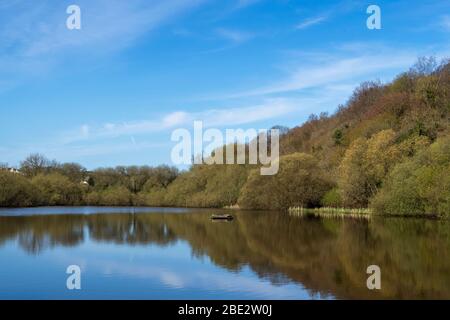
[0,209,449,299]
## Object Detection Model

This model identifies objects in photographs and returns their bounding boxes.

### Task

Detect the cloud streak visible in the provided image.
[217,49,419,99]
[62,98,298,144]
[295,16,327,30]
[2,0,204,57]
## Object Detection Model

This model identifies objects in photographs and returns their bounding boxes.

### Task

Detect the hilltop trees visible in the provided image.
[54,163,86,183]
[19,154,86,181]
[90,165,178,194]
[20,153,53,177]
[142,165,179,191]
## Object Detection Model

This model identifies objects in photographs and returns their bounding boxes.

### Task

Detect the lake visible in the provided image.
[0,207,449,300]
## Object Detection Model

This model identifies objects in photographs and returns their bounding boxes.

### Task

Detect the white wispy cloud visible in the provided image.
[249,55,415,95]
[63,98,297,143]
[59,251,313,298]
[216,48,419,99]
[295,16,327,30]
[2,0,204,57]
[0,0,205,88]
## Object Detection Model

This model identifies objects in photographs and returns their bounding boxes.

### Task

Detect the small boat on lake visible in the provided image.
[211,214,234,221]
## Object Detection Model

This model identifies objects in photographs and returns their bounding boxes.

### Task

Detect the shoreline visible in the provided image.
[0,205,445,220]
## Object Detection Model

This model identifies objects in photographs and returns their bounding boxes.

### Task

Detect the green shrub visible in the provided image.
[238,153,332,210]
[338,130,401,208]
[321,188,342,207]
[32,173,83,206]
[100,186,132,206]
[0,172,36,207]
[84,191,102,206]
[371,136,450,216]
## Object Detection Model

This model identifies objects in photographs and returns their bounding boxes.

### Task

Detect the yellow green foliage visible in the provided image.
[0,172,36,207]
[338,130,401,207]
[83,186,132,206]
[238,153,332,210]
[371,136,450,216]
[321,188,342,207]
[163,164,251,208]
[32,173,83,206]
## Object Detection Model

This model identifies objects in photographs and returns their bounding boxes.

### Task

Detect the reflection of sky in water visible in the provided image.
[0,236,326,300]
[0,206,332,300]
[0,206,193,217]
[3,207,447,300]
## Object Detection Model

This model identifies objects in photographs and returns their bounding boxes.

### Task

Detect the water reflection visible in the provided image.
[0,208,449,299]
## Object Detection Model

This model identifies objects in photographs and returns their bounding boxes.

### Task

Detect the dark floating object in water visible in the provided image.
[211,214,234,221]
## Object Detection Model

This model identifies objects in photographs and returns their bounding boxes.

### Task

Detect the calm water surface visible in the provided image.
[0,207,449,299]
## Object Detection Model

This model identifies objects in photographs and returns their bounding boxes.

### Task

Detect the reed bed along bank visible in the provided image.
[288,207,372,219]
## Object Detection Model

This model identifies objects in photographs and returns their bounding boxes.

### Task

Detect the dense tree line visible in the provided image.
[1,58,450,216]
[0,154,179,207]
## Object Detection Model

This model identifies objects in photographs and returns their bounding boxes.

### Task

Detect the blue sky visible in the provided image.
[1,0,449,169]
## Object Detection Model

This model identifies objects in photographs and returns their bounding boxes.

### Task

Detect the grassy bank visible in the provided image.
[288,207,372,219]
